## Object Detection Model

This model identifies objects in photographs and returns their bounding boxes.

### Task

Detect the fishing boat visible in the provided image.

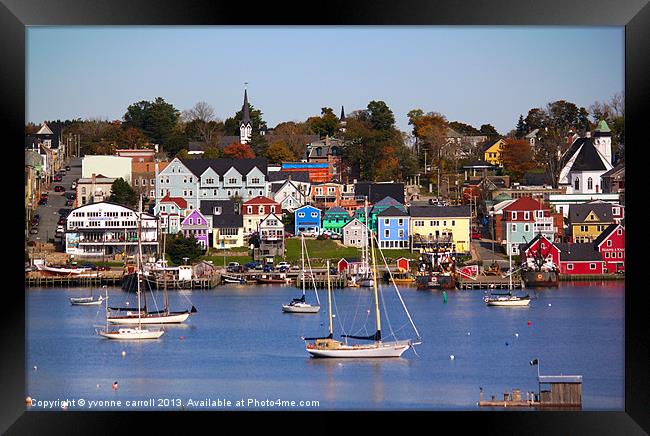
[283,234,320,313]
[520,235,560,287]
[70,285,105,306]
[97,274,164,340]
[107,196,196,325]
[389,270,416,285]
[302,234,421,358]
[221,274,246,284]
[415,246,458,290]
[35,261,95,277]
[257,273,290,284]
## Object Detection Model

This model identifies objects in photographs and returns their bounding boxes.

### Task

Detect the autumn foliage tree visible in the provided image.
[265,141,295,163]
[500,139,536,183]
[223,143,256,159]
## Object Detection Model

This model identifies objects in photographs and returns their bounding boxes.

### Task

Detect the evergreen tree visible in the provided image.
[108,178,138,208]
[515,115,526,138]
[167,233,204,265]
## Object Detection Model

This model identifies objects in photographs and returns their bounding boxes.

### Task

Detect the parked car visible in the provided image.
[80,263,97,270]
[53,175,62,182]
[471,232,482,240]
[65,199,74,206]
[330,233,341,240]
[56,225,65,233]
[276,262,291,270]
[263,264,274,273]
[244,261,260,269]
[284,232,294,238]
[57,217,66,225]
[54,185,65,192]
[38,199,47,206]
[30,228,38,234]
[97,265,110,271]
[40,192,48,198]
[301,231,316,237]
[65,165,71,171]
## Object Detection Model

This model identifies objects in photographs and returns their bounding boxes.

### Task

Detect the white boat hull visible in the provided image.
[107,312,190,324]
[485,298,531,307]
[282,303,320,313]
[359,279,374,288]
[98,327,164,340]
[70,297,104,306]
[307,340,412,358]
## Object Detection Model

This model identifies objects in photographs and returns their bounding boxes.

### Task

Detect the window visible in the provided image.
[511,211,517,220]
[567,263,574,270]
[399,230,404,239]
[384,230,390,238]
[134,179,139,186]
[150,190,154,197]
[580,225,588,232]
[385,219,390,225]
[587,177,593,190]
[271,206,276,213]
[605,252,610,258]
[613,207,620,215]
[607,240,612,247]
[247,206,253,214]
[81,187,86,194]
[451,220,455,226]
[398,219,404,226]
[258,206,264,214]
[524,224,530,232]
[511,224,517,232]
[150,179,154,185]
[228,178,237,184]
[590,263,597,270]
[574,178,580,191]
[524,211,530,220]
[298,212,305,218]
[617,228,622,235]
[618,252,623,258]
[311,212,318,218]
[252,177,260,184]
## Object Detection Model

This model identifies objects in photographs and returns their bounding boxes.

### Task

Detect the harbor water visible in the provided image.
[26,281,624,411]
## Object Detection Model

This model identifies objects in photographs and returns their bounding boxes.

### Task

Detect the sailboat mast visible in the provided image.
[163,226,168,312]
[507,224,512,289]
[137,195,143,328]
[364,197,369,275]
[369,225,382,338]
[326,260,333,336]
[301,234,306,297]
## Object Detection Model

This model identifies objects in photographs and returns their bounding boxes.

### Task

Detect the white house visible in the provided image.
[341,218,369,248]
[82,155,133,184]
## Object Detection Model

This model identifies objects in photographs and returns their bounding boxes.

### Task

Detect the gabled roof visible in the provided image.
[180,158,268,178]
[377,206,409,217]
[354,182,405,204]
[295,204,321,213]
[324,206,349,215]
[268,170,310,183]
[372,196,402,207]
[462,160,496,169]
[260,213,283,226]
[36,123,53,135]
[593,223,623,247]
[159,193,187,209]
[409,205,471,218]
[342,217,366,229]
[243,195,279,206]
[555,243,602,262]
[522,172,553,186]
[481,138,503,152]
[519,233,558,253]
[199,200,238,217]
[570,141,607,171]
[503,197,548,212]
[568,202,613,224]
[601,160,624,178]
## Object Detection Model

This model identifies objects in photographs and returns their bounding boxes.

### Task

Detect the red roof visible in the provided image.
[243,195,279,206]
[503,196,549,212]
[160,193,187,209]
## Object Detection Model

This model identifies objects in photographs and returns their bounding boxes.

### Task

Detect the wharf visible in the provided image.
[458,275,524,290]
[25,271,122,287]
[560,274,624,281]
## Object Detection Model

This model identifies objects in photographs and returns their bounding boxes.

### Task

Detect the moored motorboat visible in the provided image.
[484,291,531,307]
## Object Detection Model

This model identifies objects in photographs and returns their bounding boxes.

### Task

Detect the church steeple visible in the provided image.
[339,105,347,133]
[239,86,252,144]
[340,105,345,121]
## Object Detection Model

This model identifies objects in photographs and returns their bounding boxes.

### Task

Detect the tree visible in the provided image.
[366,100,395,133]
[123,97,180,148]
[266,140,295,163]
[167,233,204,265]
[500,139,536,182]
[524,108,547,131]
[534,130,567,188]
[449,121,481,136]
[479,124,500,141]
[175,149,192,160]
[182,101,222,145]
[306,107,339,138]
[515,115,526,139]
[202,146,223,159]
[108,178,138,208]
[118,126,148,149]
[223,143,256,159]
[272,121,313,159]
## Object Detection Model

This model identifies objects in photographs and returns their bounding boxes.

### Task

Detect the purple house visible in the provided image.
[180,209,210,249]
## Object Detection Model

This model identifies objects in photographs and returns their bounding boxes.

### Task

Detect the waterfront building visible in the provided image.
[180,209,210,249]
[132,161,169,204]
[280,162,330,183]
[568,202,617,243]
[257,213,285,257]
[501,197,555,255]
[75,174,116,207]
[64,201,158,258]
[555,243,606,275]
[337,257,364,274]
[294,205,321,236]
[155,157,269,211]
[409,205,472,254]
[366,196,406,232]
[593,223,625,273]
[200,200,245,249]
[116,148,157,162]
[377,206,410,249]
[82,155,132,183]
[519,234,561,267]
[341,218,369,248]
[322,206,352,235]
[304,136,345,181]
[242,196,282,236]
[156,194,187,234]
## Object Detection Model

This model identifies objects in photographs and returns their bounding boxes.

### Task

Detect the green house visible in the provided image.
[322,206,352,234]
[355,196,405,232]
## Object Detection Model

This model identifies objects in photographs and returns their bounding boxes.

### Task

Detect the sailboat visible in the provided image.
[302,234,421,358]
[282,234,320,313]
[97,212,164,340]
[484,228,530,307]
[357,198,374,288]
[70,284,105,306]
[107,196,196,325]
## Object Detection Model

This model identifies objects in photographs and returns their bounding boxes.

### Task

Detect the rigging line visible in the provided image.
[303,238,321,306]
[373,232,421,340]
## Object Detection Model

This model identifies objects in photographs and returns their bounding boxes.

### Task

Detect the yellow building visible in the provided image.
[483,138,507,166]
[568,202,614,243]
[409,205,472,253]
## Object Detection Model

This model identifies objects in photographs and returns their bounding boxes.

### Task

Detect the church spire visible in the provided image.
[340,105,345,120]
[239,86,252,144]
[241,88,251,125]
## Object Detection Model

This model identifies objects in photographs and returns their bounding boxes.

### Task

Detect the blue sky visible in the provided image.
[27,26,624,134]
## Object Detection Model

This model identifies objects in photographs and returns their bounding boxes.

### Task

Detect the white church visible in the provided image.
[549,120,622,217]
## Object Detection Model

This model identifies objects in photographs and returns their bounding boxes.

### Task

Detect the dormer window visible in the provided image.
[213,207,222,215]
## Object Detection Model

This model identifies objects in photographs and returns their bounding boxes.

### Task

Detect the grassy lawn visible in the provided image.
[284,238,420,265]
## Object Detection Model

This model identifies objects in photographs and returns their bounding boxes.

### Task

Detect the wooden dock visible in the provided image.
[458,275,524,290]
[25,271,123,287]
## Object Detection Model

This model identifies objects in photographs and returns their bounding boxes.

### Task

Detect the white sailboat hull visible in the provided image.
[98,327,164,340]
[70,297,104,306]
[107,312,190,324]
[359,278,374,287]
[282,303,320,313]
[485,298,531,307]
[307,340,412,358]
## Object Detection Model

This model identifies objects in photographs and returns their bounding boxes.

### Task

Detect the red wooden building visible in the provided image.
[520,235,606,275]
[593,223,625,273]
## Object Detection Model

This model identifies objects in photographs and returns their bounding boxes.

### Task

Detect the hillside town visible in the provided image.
[24,89,625,287]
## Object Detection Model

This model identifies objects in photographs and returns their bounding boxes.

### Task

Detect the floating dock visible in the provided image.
[479,375,582,409]
[458,275,524,290]
[25,271,123,287]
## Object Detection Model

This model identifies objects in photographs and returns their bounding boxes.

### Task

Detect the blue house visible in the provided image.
[377,206,410,249]
[294,205,321,236]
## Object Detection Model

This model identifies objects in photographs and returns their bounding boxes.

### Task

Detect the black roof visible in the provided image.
[180,158,268,177]
[555,243,602,261]
[522,172,553,186]
[570,142,607,171]
[377,206,409,217]
[409,205,471,218]
[560,137,588,169]
[355,182,404,204]
[200,200,244,228]
[568,202,613,224]
[267,171,310,183]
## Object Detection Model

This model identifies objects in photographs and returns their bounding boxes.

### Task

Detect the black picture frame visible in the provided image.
[3,0,648,433]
